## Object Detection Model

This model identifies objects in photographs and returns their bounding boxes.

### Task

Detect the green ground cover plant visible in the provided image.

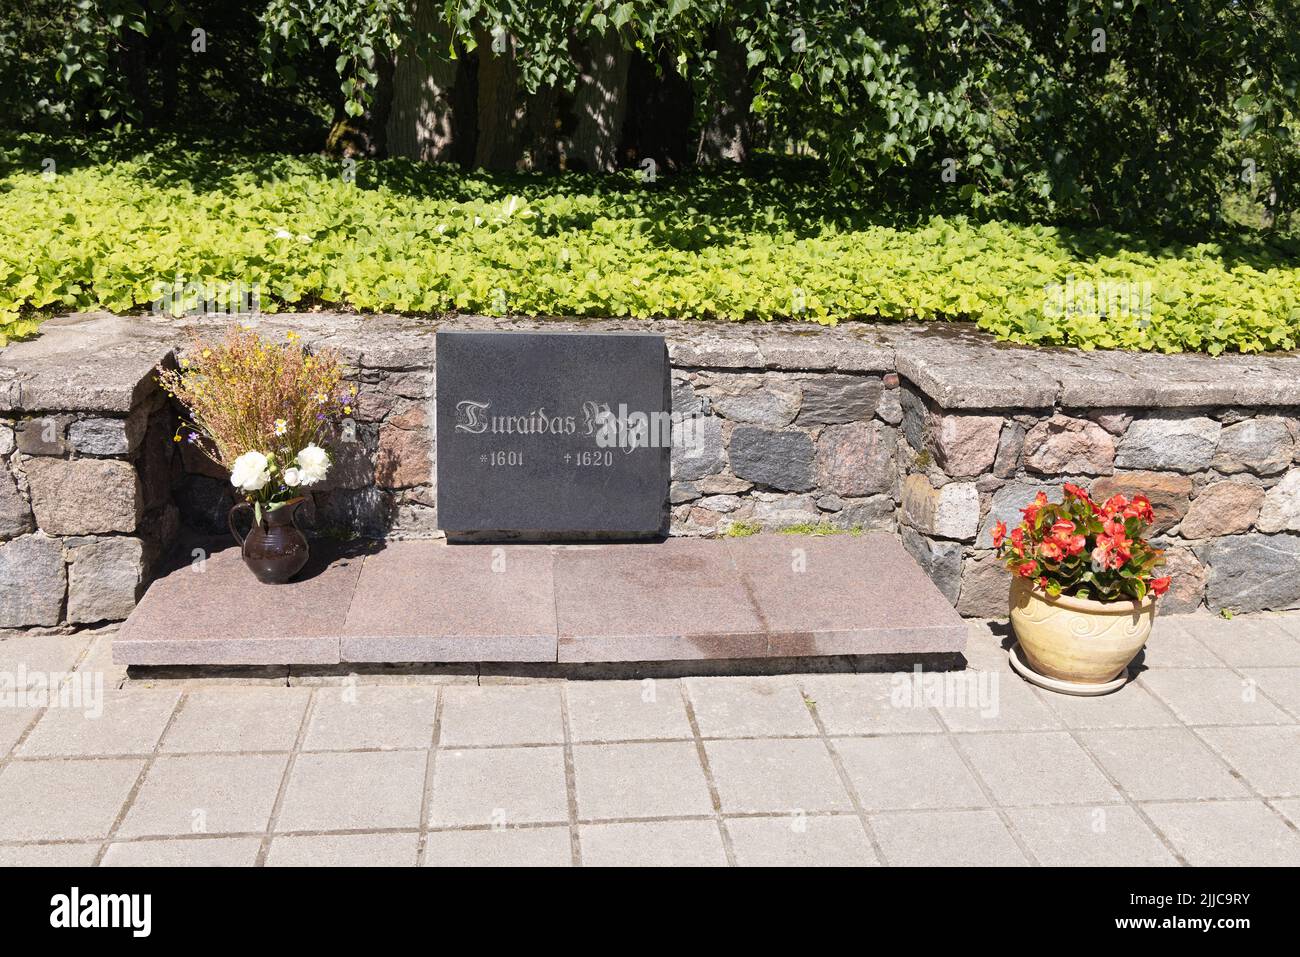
[3,147,1297,353]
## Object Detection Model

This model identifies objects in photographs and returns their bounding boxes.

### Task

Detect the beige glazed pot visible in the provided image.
[1009,577,1155,684]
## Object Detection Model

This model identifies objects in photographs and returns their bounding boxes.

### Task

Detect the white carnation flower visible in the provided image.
[282,467,302,488]
[295,444,330,486]
[230,451,271,492]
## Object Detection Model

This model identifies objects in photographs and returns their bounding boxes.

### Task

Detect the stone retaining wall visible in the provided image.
[3,312,1298,629]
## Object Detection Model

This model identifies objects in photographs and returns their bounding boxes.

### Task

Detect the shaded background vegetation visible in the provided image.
[3,0,1299,234]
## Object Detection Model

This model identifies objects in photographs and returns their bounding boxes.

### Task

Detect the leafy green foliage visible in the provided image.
[2,146,1297,352]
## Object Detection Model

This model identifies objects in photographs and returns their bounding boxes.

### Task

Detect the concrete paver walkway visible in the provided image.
[2,611,1298,866]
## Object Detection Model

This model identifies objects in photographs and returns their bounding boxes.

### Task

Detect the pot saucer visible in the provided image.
[1008,641,1130,696]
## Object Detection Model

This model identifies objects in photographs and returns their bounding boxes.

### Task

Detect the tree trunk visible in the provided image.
[621,48,694,173]
[473,27,524,171]
[386,0,459,162]
[324,48,395,159]
[521,85,562,171]
[567,31,631,172]
[696,26,752,165]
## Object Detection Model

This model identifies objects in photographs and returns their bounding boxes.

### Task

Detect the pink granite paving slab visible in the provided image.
[114,545,365,665]
[725,533,966,656]
[341,541,557,662]
[554,539,767,662]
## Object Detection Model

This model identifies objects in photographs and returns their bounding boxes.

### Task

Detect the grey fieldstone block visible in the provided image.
[709,378,801,427]
[901,527,963,604]
[828,494,895,530]
[875,386,903,426]
[15,416,70,455]
[1202,533,1300,613]
[670,414,724,481]
[1256,469,1300,533]
[749,492,820,527]
[1023,414,1116,475]
[930,413,1003,477]
[1179,481,1264,539]
[900,474,980,542]
[729,426,814,492]
[68,415,145,456]
[0,534,66,627]
[66,535,144,623]
[0,422,13,456]
[1212,417,1294,476]
[0,468,34,540]
[797,374,882,424]
[815,421,895,497]
[957,551,1010,618]
[24,457,141,535]
[1117,414,1221,473]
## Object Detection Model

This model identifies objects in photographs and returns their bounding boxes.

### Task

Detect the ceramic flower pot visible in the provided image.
[228,498,310,584]
[1009,576,1155,684]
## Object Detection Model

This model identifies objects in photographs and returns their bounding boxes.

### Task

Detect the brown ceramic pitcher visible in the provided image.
[228,498,310,584]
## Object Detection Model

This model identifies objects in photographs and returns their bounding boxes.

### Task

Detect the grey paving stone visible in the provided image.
[161,687,311,753]
[932,670,1062,732]
[277,751,427,832]
[341,541,557,663]
[870,809,1029,866]
[1142,800,1300,866]
[19,689,179,757]
[564,679,694,742]
[115,545,363,665]
[0,843,101,866]
[101,837,262,867]
[834,736,988,811]
[0,708,40,756]
[423,827,573,867]
[1197,726,1300,797]
[725,534,966,656]
[267,832,420,867]
[1078,728,1249,801]
[1272,614,1300,640]
[118,753,288,838]
[1140,669,1291,726]
[798,673,943,735]
[554,538,766,662]
[957,732,1120,806]
[704,738,853,814]
[1272,799,1300,828]
[726,814,879,867]
[1174,616,1300,667]
[572,742,714,820]
[1242,668,1300,718]
[0,758,143,842]
[960,622,1013,671]
[429,747,569,828]
[1037,682,1179,729]
[1005,806,1178,867]
[0,633,91,678]
[437,685,563,747]
[74,630,128,688]
[578,820,728,867]
[302,686,439,751]
[685,677,819,737]
[1136,619,1226,668]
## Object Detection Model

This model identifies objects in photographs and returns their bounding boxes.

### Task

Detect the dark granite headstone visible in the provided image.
[435,330,670,537]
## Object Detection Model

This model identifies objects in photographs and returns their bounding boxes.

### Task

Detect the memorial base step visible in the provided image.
[113,533,968,667]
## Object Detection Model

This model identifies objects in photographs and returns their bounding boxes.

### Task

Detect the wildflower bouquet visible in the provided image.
[157,326,356,523]
[993,484,1170,602]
